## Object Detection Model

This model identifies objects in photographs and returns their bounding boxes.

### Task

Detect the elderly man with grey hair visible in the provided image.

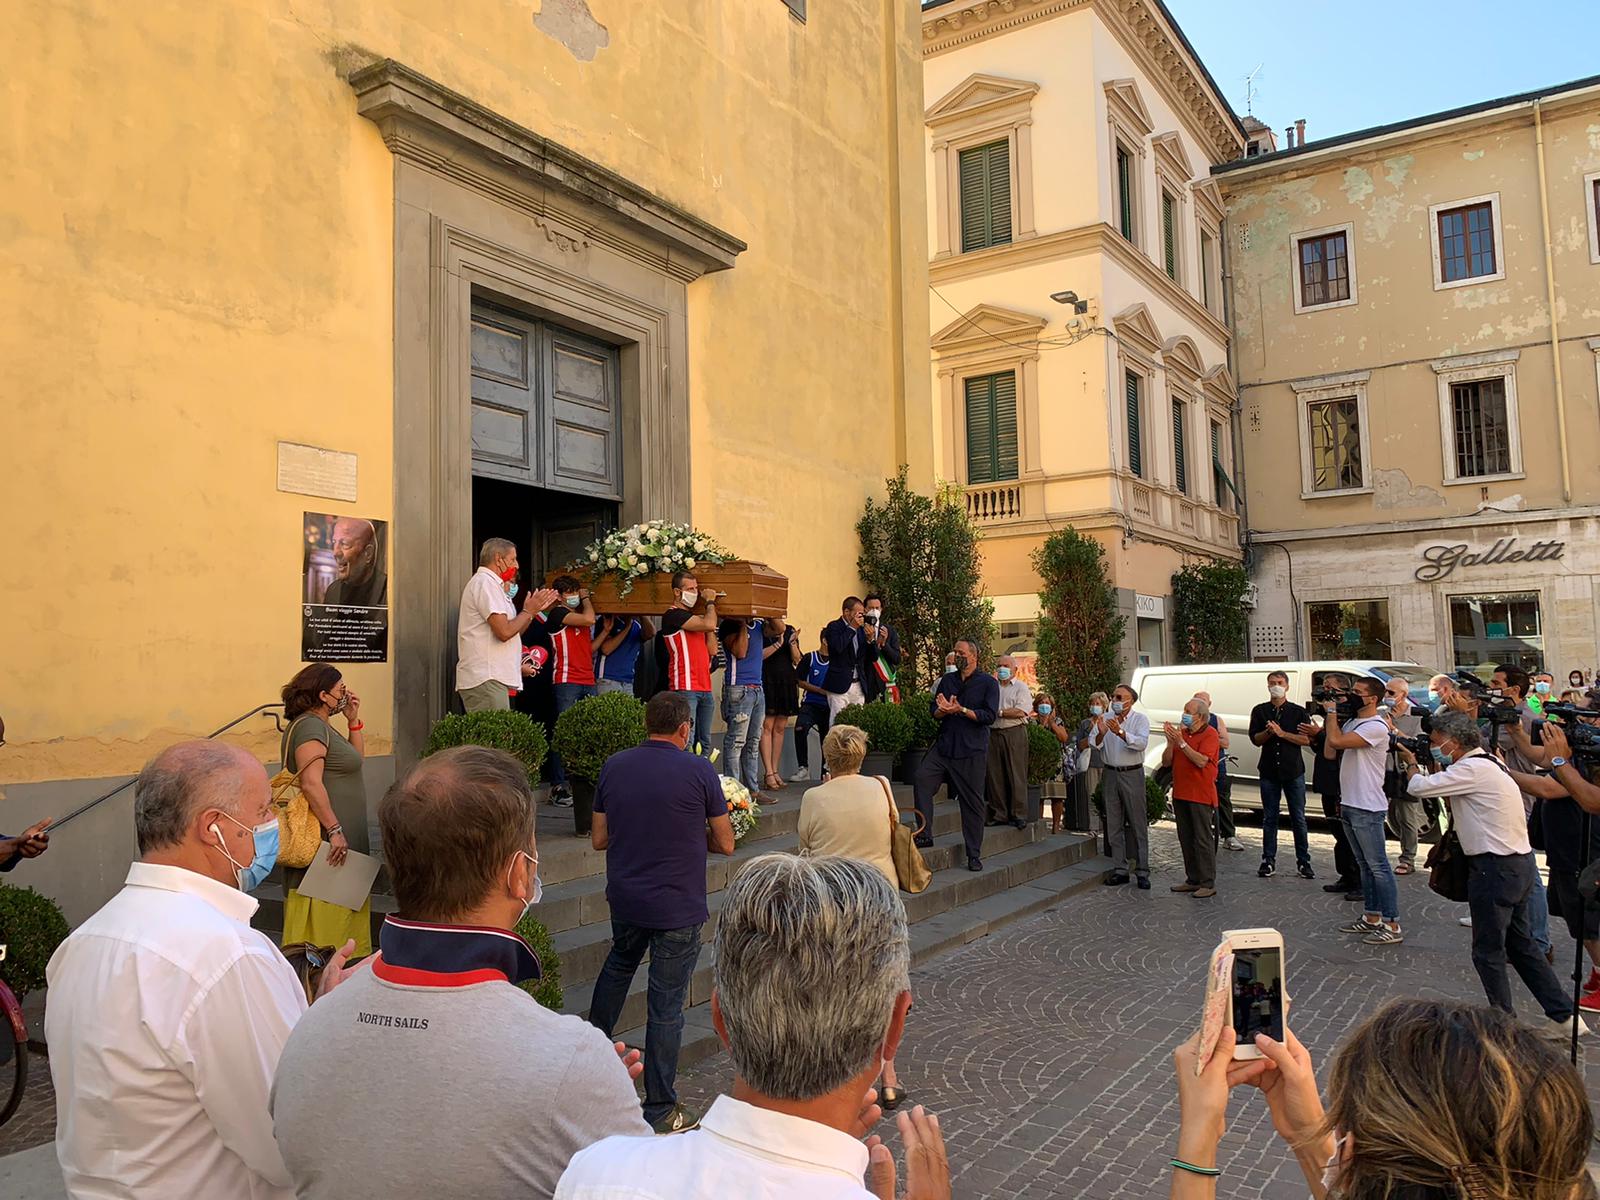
[46,741,360,1200]
[555,854,951,1200]
[985,653,1033,830]
[456,536,559,712]
[1396,710,1586,1041]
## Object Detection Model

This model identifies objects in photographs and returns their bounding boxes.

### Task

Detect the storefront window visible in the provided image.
[1306,599,1392,660]
[1137,617,1164,668]
[1449,593,1542,673]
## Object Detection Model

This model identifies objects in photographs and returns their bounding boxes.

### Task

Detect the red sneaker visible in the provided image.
[1579,984,1600,1013]
[1586,969,1600,994]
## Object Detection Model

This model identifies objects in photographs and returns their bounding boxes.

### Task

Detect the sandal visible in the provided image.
[764,772,784,792]
[1395,862,1413,875]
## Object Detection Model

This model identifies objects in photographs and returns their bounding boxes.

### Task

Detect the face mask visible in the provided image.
[563,593,581,609]
[499,566,518,598]
[328,691,349,714]
[1379,700,1394,712]
[1038,704,1053,716]
[865,610,881,624]
[680,589,698,607]
[955,655,970,671]
[1111,701,1125,715]
[944,663,958,674]
[1536,681,1551,695]
[1426,689,1439,707]
[1180,713,1194,729]
[510,851,543,924]
[1090,705,1104,716]
[997,667,1012,681]
[1268,685,1287,700]
[1431,745,1452,765]
[212,812,277,891]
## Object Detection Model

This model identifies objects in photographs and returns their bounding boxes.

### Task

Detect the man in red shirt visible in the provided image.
[1162,696,1220,898]
[543,574,599,806]
[657,571,721,754]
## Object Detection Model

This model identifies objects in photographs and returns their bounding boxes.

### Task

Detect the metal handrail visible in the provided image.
[49,704,287,831]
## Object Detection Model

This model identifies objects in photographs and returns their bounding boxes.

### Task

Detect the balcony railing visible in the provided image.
[965,482,1023,523]
[1178,500,1196,531]
[1130,483,1153,520]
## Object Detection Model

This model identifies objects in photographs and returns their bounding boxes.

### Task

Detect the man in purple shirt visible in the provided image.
[588,693,736,1134]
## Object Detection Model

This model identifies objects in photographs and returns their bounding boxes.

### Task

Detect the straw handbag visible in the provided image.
[876,776,930,894]
[271,717,326,869]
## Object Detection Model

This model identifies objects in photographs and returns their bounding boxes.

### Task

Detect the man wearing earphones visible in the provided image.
[46,740,361,1200]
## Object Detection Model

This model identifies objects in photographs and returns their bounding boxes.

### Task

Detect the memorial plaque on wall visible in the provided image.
[301,511,389,662]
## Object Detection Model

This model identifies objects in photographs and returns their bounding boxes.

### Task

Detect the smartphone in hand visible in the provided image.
[1221,926,1286,1060]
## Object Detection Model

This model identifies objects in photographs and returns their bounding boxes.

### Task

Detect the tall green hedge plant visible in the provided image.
[1033,527,1124,721]
[1171,560,1250,663]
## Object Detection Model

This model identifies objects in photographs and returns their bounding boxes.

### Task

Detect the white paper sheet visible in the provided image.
[295,842,380,911]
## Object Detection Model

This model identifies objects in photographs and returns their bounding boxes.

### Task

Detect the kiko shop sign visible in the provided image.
[1414,537,1565,582]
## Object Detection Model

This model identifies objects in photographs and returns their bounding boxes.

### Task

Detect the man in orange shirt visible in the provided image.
[1162,696,1220,899]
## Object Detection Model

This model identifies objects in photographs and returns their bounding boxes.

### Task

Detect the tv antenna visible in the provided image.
[1243,64,1263,116]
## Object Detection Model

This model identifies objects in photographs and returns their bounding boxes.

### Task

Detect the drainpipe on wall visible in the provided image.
[1533,98,1573,502]
[1219,213,1263,657]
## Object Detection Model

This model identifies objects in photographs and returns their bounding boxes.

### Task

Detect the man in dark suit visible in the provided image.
[859,592,901,703]
[912,640,999,872]
[821,596,877,722]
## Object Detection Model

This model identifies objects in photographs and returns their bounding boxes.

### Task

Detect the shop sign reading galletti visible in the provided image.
[1413,537,1565,583]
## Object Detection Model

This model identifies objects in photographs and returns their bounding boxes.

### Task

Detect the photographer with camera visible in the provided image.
[1297,674,1360,901]
[1319,678,1403,945]
[1394,710,1585,1039]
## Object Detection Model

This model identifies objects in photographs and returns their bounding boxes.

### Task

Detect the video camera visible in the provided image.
[1538,701,1600,768]
[1449,670,1521,726]
[1393,731,1432,760]
[1309,682,1360,722]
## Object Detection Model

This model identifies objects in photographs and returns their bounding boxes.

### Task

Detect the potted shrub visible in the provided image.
[552,691,648,835]
[1025,721,1062,822]
[423,710,548,788]
[835,700,913,779]
[514,911,563,1010]
[0,882,70,1003]
[897,691,940,783]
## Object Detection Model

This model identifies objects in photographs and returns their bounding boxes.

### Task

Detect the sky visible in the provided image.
[1163,0,1599,144]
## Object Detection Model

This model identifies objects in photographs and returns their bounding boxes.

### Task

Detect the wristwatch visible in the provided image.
[1551,756,1569,769]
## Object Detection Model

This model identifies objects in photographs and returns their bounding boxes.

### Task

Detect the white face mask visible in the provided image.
[1110,700,1125,715]
[509,851,542,924]
[1321,1134,1348,1195]
[1268,685,1287,700]
[680,589,698,607]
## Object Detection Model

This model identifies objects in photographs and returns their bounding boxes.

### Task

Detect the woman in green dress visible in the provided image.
[279,662,372,956]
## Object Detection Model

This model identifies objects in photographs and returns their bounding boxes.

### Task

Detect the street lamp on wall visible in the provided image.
[1049,289,1090,314]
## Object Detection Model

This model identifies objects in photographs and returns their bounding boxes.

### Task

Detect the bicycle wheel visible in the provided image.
[0,978,28,1128]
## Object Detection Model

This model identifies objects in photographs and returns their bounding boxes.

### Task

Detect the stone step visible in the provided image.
[561,832,1097,1038]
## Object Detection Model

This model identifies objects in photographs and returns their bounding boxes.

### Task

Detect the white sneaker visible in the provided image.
[1540,1013,1592,1042]
[788,767,810,782]
[1458,916,1473,928]
[1224,837,1246,852]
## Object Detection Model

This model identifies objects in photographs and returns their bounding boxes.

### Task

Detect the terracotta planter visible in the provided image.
[545,559,788,618]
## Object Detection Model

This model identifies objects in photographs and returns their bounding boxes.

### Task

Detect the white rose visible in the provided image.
[685,558,696,568]
[694,539,706,551]
[607,556,617,567]
[676,538,687,548]
[632,563,648,575]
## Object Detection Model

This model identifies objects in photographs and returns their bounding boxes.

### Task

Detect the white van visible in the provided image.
[1128,660,1438,797]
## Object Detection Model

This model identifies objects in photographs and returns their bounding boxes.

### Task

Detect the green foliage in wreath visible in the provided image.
[423,711,548,788]
[1171,559,1250,664]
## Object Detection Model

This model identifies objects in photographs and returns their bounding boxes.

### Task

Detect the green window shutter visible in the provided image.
[1125,370,1143,478]
[1162,193,1176,278]
[1117,147,1134,240]
[1173,399,1187,494]
[958,139,1012,253]
[964,371,1019,483]
[1210,420,1223,503]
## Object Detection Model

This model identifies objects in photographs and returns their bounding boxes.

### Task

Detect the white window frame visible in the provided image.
[1584,171,1600,265]
[1291,370,1372,499]
[1431,349,1523,484]
[1291,221,1358,314]
[1428,192,1505,291]
[1198,222,1221,317]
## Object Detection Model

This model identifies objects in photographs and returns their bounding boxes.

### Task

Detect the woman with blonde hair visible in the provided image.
[797,722,911,1109]
[1170,996,1597,1199]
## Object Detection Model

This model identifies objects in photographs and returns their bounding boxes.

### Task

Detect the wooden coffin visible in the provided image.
[544,560,789,619]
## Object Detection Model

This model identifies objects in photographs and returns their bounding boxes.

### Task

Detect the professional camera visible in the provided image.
[1539,702,1600,767]
[1449,669,1521,726]
[1310,684,1360,722]
[1394,731,1433,759]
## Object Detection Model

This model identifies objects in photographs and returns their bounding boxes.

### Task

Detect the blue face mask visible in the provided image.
[1090,705,1104,716]
[1430,746,1452,766]
[997,667,1012,681]
[1111,701,1126,715]
[217,813,280,892]
[1426,690,1439,707]
[563,594,581,609]
[1038,703,1053,715]
[505,581,519,600]
[1180,713,1194,729]
[1535,681,1551,695]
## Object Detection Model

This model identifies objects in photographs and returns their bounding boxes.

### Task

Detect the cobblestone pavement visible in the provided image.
[674,810,1600,1200]
[0,1054,56,1156]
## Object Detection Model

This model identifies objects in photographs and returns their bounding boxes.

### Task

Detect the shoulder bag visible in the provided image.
[876,776,931,894]
[272,716,329,869]
[1423,825,1469,903]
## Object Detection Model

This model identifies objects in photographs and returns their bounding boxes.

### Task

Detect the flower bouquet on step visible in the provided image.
[721,776,759,844]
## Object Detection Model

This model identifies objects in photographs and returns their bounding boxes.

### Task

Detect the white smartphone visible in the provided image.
[1222,926,1286,1059]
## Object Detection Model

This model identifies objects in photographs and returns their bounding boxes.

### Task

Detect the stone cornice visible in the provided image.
[348,59,746,277]
[923,0,1242,164]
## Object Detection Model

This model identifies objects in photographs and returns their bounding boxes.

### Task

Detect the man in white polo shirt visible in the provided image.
[1319,677,1402,946]
[456,537,558,713]
[46,741,359,1200]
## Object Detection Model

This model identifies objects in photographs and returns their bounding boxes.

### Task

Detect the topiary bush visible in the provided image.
[1090,774,1170,825]
[900,691,941,750]
[0,883,70,1001]
[835,700,914,758]
[514,912,563,1011]
[552,691,647,783]
[423,711,548,787]
[1027,722,1063,787]
[1171,560,1250,663]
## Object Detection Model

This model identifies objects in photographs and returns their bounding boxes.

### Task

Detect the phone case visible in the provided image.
[1195,941,1234,1076]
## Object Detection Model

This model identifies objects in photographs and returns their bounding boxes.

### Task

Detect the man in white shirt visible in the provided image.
[456,537,559,712]
[1319,677,1402,945]
[554,854,951,1200]
[985,655,1034,830]
[1090,683,1153,889]
[1398,710,1584,1041]
[46,741,359,1200]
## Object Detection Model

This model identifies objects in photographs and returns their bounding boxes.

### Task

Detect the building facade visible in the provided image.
[1,0,931,923]
[921,0,1244,675]
[1218,76,1600,677]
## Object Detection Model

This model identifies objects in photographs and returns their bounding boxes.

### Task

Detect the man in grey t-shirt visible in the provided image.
[271,747,649,1200]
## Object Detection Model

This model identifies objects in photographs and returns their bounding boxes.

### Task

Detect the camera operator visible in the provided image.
[1381,679,1425,875]
[1296,674,1360,901]
[1505,715,1600,1013]
[1395,710,1584,1038]
[1319,677,1403,945]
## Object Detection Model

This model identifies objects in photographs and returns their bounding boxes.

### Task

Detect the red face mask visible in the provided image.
[499,567,517,583]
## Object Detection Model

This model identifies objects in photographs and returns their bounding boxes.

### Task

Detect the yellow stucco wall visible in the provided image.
[1,0,930,785]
